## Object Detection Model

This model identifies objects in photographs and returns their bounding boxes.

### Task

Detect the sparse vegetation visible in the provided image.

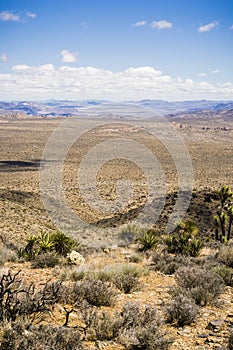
[31,251,60,268]
[212,265,233,287]
[163,220,203,256]
[18,231,80,263]
[137,229,159,251]
[165,294,199,326]
[2,115,233,349]
[73,279,117,306]
[213,186,233,241]
[174,266,224,306]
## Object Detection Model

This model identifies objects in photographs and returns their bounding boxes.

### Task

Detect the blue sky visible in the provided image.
[0,0,233,101]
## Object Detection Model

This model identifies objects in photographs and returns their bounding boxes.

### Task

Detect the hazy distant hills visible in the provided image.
[0,99,233,118]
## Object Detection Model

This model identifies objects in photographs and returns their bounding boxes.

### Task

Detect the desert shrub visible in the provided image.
[0,270,62,322]
[152,251,192,275]
[73,279,117,306]
[89,264,145,294]
[212,266,233,287]
[31,252,60,268]
[79,305,119,341]
[76,301,173,348]
[174,266,224,306]
[1,321,83,350]
[117,302,172,350]
[165,294,199,326]
[111,264,142,293]
[137,229,159,251]
[217,246,233,267]
[120,224,147,245]
[0,245,18,265]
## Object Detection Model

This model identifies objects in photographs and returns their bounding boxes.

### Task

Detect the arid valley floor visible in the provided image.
[0,111,233,349]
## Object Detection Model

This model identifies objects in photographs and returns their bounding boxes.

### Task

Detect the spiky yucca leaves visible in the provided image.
[52,231,78,256]
[163,220,202,257]
[19,231,80,261]
[137,229,159,251]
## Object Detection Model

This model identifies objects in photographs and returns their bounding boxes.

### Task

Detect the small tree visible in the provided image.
[214,186,233,241]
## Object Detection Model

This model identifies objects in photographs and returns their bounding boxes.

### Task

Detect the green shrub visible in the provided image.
[51,231,78,256]
[174,266,224,306]
[163,220,203,256]
[165,294,199,326]
[137,229,159,251]
[19,231,80,262]
[212,266,233,286]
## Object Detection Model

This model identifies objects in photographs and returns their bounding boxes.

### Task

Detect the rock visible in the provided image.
[197,333,209,338]
[206,319,225,331]
[67,250,85,265]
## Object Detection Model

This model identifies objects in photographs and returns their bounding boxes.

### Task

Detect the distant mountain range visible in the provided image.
[0,99,233,118]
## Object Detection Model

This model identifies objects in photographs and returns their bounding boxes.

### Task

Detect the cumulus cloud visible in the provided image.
[198,72,207,77]
[0,64,232,101]
[0,11,20,22]
[198,21,219,32]
[60,50,78,63]
[133,20,147,27]
[0,53,8,62]
[211,69,220,74]
[151,20,172,29]
[26,12,37,19]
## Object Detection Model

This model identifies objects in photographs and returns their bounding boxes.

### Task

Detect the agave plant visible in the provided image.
[36,231,54,253]
[51,231,79,256]
[137,229,159,251]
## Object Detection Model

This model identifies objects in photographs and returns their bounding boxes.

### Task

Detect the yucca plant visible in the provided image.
[163,221,202,256]
[36,231,54,253]
[214,186,233,241]
[137,229,159,251]
[51,231,78,256]
[188,238,204,257]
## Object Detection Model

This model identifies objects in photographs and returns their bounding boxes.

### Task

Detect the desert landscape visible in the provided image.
[1,0,233,348]
[0,105,233,349]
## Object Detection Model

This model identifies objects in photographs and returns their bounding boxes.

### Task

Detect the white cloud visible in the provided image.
[198,72,207,77]
[0,64,232,101]
[133,20,147,27]
[27,12,37,19]
[211,69,220,74]
[0,11,20,22]
[60,50,78,63]
[198,21,219,32]
[151,20,172,30]
[0,53,8,62]
[230,25,233,30]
